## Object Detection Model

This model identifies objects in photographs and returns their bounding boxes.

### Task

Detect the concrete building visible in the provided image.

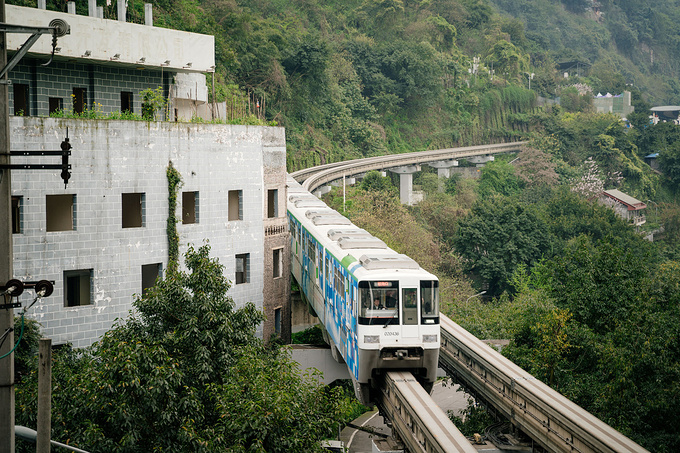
[593,91,634,118]
[6,3,290,346]
[6,3,213,120]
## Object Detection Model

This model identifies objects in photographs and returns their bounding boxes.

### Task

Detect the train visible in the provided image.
[287,176,440,404]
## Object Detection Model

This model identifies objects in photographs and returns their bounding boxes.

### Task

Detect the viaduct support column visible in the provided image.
[389,165,420,206]
[428,160,459,191]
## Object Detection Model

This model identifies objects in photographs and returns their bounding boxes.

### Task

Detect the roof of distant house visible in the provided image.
[602,189,646,211]
[645,153,659,159]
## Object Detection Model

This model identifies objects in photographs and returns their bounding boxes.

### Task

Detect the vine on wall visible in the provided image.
[166,162,182,273]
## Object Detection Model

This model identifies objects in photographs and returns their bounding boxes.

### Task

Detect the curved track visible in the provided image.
[291,142,525,192]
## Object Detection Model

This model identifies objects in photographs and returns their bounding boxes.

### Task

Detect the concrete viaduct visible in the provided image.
[291,141,526,205]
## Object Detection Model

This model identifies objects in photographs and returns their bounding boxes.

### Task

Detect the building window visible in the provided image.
[11,196,22,234]
[228,190,243,221]
[121,91,133,113]
[182,191,199,224]
[141,263,162,295]
[274,307,281,337]
[64,269,92,307]
[122,193,145,228]
[46,194,75,232]
[235,253,249,284]
[267,189,278,218]
[13,84,29,116]
[273,247,283,278]
[49,97,63,115]
[73,88,87,114]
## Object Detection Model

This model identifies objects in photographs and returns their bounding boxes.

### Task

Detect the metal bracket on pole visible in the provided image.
[0,18,70,83]
[0,133,72,187]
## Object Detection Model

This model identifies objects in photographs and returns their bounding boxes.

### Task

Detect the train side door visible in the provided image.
[401,287,419,338]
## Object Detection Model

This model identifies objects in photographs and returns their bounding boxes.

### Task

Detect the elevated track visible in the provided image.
[294,144,649,453]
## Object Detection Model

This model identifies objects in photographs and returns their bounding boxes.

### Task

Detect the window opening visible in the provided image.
[182,191,198,224]
[11,196,22,234]
[142,263,163,295]
[228,190,243,221]
[267,189,278,218]
[46,194,75,232]
[274,307,281,336]
[13,84,29,116]
[122,193,144,228]
[235,253,250,284]
[73,88,86,114]
[121,91,133,112]
[273,248,283,278]
[64,269,92,307]
[49,97,63,115]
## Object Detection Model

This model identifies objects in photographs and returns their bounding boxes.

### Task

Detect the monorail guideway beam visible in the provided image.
[376,371,476,453]
[438,315,649,453]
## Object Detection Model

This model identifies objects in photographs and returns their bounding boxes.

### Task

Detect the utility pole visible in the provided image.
[0,0,16,452]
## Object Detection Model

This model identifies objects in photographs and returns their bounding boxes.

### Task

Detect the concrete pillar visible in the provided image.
[389,165,420,205]
[88,0,96,17]
[37,0,46,9]
[117,0,126,22]
[467,154,494,164]
[97,6,103,18]
[428,159,459,191]
[144,3,153,26]
[67,1,75,14]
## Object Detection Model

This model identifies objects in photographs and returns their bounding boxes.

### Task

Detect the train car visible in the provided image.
[287,176,440,404]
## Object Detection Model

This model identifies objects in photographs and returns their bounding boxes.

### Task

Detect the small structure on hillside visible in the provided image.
[597,189,646,226]
[593,91,634,118]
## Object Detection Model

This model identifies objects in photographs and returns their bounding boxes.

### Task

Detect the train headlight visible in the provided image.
[422,334,438,343]
[364,335,380,344]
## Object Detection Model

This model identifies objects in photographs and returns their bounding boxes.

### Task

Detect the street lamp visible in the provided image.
[16,426,91,452]
[527,72,534,90]
[465,291,486,309]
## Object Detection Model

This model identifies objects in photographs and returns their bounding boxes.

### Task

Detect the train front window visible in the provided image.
[420,280,439,324]
[402,288,418,325]
[358,281,399,325]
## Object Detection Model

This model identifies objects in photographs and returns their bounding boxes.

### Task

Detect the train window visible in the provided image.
[325,256,331,285]
[358,281,399,325]
[420,280,439,324]
[402,288,418,325]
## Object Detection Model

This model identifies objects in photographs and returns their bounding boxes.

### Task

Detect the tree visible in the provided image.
[513,146,559,187]
[478,160,523,199]
[454,197,552,296]
[16,245,343,452]
[658,140,680,192]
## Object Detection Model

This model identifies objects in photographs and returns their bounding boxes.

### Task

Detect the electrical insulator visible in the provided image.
[60,137,71,188]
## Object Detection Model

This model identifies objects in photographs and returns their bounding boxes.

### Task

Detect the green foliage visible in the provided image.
[141,87,167,121]
[291,325,326,346]
[658,140,680,193]
[454,196,552,295]
[359,170,396,193]
[448,396,496,436]
[13,316,41,384]
[16,245,344,452]
[166,162,182,273]
[477,160,523,198]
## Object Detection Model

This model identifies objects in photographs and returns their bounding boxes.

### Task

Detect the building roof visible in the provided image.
[602,189,646,211]
[645,153,659,159]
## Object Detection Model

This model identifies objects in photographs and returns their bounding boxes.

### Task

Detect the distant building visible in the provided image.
[597,189,646,226]
[7,3,291,347]
[649,106,680,125]
[644,153,660,171]
[593,91,634,118]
